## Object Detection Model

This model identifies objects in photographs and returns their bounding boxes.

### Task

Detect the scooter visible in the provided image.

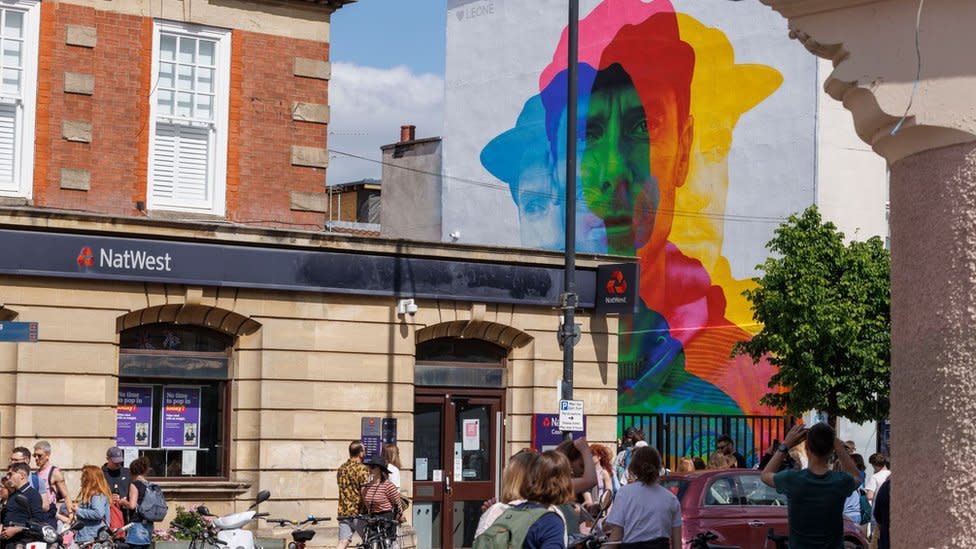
[264,515,331,549]
[12,494,82,549]
[198,490,272,549]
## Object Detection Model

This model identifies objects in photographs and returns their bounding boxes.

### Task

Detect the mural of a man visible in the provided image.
[579,13,743,414]
[481,0,785,418]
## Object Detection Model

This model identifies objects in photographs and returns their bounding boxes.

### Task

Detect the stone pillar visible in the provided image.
[758,1,976,547]
[890,141,976,547]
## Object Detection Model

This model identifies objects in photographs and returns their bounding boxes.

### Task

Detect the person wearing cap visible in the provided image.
[102,447,131,522]
[360,455,403,548]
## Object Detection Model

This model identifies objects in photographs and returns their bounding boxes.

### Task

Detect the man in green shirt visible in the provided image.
[761,423,860,549]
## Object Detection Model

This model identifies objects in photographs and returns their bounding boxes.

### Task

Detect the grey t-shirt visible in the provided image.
[605,482,682,543]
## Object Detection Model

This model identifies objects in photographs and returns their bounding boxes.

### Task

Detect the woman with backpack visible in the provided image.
[73,465,112,547]
[508,450,573,549]
[124,457,154,549]
[475,449,537,537]
[605,447,682,549]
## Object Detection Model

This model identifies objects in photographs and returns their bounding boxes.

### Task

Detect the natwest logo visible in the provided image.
[74,245,174,273]
[606,270,628,296]
[596,263,638,314]
[76,246,94,270]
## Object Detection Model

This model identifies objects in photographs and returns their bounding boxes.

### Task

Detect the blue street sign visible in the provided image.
[0,322,38,342]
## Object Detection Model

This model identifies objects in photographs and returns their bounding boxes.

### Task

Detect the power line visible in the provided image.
[329,148,789,225]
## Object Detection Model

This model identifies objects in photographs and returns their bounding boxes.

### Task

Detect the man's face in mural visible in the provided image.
[516,150,563,249]
[581,63,690,256]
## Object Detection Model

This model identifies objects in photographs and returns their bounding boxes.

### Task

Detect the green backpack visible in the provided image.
[472,506,552,549]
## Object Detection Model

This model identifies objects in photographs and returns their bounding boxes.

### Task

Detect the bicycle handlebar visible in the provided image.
[265,516,332,527]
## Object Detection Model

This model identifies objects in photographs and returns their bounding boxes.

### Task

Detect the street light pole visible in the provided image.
[560,0,580,441]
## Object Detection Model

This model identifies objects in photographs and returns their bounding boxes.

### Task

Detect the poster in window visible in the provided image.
[162,386,201,449]
[117,385,153,448]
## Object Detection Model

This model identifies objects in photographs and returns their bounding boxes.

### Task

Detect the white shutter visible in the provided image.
[0,102,17,191]
[150,121,211,208]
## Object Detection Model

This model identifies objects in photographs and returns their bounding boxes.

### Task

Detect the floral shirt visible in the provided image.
[337,459,369,517]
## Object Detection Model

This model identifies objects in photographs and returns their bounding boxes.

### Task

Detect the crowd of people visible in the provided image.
[0,443,157,549]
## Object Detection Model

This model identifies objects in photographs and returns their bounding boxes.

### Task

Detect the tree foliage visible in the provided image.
[734,206,890,425]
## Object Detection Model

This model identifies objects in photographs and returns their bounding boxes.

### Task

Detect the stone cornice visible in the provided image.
[762,0,976,163]
[761,0,888,19]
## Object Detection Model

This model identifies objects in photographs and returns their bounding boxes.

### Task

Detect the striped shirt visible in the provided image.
[361,481,401,515]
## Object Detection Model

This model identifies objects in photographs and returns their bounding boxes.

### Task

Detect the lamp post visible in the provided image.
[560,0,580,441]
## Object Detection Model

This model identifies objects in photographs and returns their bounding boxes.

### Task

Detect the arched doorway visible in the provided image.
[411,334,515,549]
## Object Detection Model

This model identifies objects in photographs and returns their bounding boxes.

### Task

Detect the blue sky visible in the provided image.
[327,0,448,185]
[331,0,447,76]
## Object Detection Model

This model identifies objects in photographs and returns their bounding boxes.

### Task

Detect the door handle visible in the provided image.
[748,520,765,528]
[444,475,452,494]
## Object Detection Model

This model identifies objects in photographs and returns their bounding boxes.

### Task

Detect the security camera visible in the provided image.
[397,298,418,317]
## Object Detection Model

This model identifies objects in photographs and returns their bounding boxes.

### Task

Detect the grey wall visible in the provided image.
[380,138,443,241]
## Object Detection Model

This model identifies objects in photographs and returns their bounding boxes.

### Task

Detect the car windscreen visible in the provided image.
[660,478,691,502]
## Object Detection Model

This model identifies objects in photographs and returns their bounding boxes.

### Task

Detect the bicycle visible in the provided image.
[170,521,226,549]
[76,523,135,549]
[766,529,788,549]
[338,514,401,549]
[687,531,741,549]
[263,515,331,549]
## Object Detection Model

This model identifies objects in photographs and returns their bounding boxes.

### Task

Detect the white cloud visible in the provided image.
[327,62,445,185]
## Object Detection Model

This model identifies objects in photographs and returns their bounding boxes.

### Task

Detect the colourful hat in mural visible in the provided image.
[539,0,679,91]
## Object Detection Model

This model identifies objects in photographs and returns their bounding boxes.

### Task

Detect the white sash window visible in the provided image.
[148,21,230,215]
[0,0,38,199]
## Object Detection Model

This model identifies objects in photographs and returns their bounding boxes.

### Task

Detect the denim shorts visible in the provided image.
[338,518,361,541]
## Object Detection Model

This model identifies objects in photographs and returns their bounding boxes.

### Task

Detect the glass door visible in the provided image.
[413,391,502,549]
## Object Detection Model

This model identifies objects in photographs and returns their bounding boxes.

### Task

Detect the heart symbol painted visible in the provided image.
[455,9,464,21]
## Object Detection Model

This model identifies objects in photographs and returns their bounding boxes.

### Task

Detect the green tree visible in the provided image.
[733,206,890,428]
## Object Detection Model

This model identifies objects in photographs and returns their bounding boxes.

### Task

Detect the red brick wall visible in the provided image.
[34,3,148,215]
[232,31,328,229]
[33,4,330,229]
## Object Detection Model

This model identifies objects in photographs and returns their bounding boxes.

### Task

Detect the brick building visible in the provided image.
[2,0,339,227]
[0,1,623,546]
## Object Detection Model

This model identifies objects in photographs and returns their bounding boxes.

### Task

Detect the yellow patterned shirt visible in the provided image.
[337,458,369,517]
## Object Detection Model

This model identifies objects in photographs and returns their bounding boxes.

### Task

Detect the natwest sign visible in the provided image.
[78,245,174,273]
[595,263,639,314]
[93,247,174,272]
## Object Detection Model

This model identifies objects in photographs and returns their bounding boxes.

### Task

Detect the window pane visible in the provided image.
[177,64,194,91]
[119,383,226,477]
[198,40,215,66]
[157,89,174,115]
[705,478,739,505]
[195,94,212,121]
[178,36,196,64]
[4,11,23,40]
[157,62,175,89]
[159,34,177,61]
[196,67,214,94]
[3,39,21,69]
[176,91,192,117]
[2,68,19,95]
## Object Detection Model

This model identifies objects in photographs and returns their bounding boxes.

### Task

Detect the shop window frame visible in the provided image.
[118,323,233,481]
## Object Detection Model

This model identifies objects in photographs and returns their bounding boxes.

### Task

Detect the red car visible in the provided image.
[660,470,869,549]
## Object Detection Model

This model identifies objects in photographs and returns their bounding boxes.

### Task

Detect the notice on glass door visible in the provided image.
[416,458,428,481]
[462,419,480,451]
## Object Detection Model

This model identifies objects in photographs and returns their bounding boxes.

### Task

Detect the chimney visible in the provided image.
[400,124,416,143]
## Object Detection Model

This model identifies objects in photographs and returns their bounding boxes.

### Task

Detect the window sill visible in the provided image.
[153,480,251,498]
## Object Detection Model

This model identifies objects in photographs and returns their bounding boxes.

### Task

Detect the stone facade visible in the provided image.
[0,210,620,541]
